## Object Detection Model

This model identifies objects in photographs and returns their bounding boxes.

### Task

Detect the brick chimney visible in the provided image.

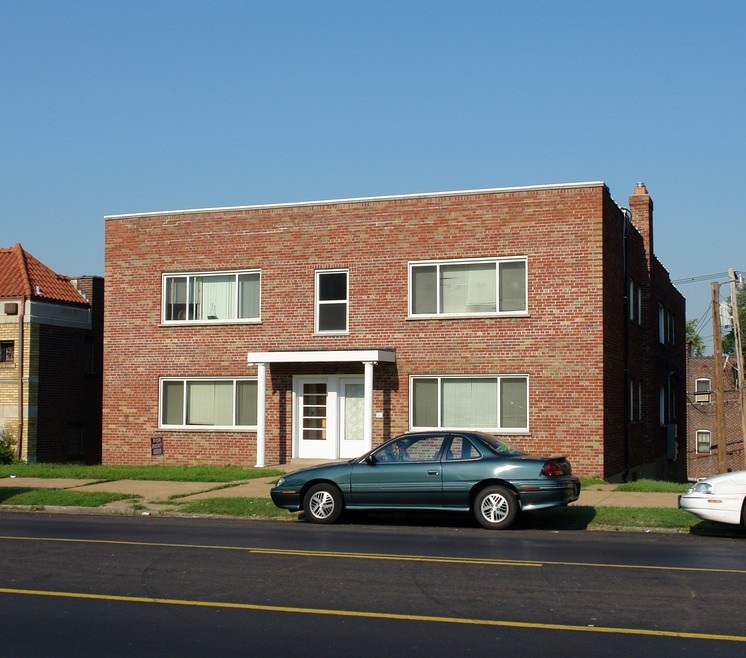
[629,182,654,272]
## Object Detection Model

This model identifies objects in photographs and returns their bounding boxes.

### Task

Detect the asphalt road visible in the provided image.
[1,513,744,656]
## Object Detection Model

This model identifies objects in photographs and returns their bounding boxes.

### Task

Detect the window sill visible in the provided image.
[160,320,262,328]
[407,312,530,321]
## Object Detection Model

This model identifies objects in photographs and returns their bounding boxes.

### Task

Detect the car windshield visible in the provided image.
[474,433,524,456]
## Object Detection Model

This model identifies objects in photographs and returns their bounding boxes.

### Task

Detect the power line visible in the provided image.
[673,272,729,284]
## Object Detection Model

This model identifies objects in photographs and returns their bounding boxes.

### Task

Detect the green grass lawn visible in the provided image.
[0,487,138,507]
[0,463,283,482]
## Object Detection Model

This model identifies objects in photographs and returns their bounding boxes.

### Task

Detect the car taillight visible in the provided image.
[541,461,564,476]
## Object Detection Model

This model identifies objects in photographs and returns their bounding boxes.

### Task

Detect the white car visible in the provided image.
[679,470,746,526]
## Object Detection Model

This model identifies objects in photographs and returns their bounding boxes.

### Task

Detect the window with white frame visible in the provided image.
[162,270,260,323]
[658,304,665,344]
[694,378,711,403]
[160,378,257,428]
[409,258,527,317]
[411,375,528,431]
[316,269,348,333]
[696,430,711,454]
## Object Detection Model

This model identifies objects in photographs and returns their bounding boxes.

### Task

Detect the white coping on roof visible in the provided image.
[247,349,397,364]
[105,181,607,220]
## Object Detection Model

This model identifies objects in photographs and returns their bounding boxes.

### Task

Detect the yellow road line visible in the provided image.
[0,586,743,643]
[1,535,745,575]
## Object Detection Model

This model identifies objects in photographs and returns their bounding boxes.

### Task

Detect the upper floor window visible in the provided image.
[316,270,348,333]
[160,377,257,428]
[629,280,642,324]
[162,271,260,323]
[409,258,527,317]
[411,375,528,431]
[0,341,14,363]
[694,378,711,403]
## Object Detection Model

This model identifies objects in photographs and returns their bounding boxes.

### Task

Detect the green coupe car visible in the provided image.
[271,431,580,529]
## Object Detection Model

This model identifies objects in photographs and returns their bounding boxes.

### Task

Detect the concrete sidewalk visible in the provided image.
[0,471,682,511]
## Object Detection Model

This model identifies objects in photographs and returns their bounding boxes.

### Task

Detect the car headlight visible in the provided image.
[275,477,285,487]
[689,482,712,494]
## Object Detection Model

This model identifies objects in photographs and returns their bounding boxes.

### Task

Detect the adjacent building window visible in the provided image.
[160,378,258,428]
[162,271,260,323]
[629,380,643,422]
[409,258,527,317]
[694,378,711,404]
[696,430,711,454]
[411,375,528,431]
[0,341,13,363]
[316,270,348,333]
[629,280,642,324]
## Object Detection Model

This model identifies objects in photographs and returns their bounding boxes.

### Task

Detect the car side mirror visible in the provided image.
[365,454,377,465]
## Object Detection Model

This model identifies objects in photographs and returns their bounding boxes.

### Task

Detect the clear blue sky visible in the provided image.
[2,1,743,350]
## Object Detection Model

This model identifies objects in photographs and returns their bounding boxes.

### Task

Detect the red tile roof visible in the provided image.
[0,243,88,305]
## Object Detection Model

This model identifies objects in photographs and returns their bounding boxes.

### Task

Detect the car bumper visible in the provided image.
[518,478,580,511]
[678,493,742,525]
[270,487,302,512]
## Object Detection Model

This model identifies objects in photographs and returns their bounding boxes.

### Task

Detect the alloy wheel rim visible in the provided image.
[310,491,334,519]
[481,493,508,522]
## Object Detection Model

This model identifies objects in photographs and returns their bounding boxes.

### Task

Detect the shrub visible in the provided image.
[0,426,18,464]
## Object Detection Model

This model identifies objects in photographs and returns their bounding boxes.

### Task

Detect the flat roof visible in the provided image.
[104,181,607,220]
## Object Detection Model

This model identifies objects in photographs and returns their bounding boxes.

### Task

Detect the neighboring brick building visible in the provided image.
[0,244,104,463]
[103,181,686,480]
[686,356,744,478]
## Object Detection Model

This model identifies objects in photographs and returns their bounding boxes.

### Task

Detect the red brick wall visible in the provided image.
[103,184,685,478]
[687,356,743,478]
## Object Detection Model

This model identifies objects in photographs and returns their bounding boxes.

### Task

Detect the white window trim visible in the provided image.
[161,269,261,325]
[409,374,529,433]
[696,429,712,454]
[315,269,349,334]
[408,256,529,319]
[159,376,258,430]
[694,378,712,403]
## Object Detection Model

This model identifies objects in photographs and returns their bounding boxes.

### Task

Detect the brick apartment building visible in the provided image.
[686,356,744,478]
[102,181,686,480]
[0,244,104,463]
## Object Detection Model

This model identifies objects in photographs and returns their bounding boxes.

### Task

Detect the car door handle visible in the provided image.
[427,470,440,476]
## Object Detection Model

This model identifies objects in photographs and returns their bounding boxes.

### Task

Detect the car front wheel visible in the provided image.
[303,483,343,524]
[474,485,518,530]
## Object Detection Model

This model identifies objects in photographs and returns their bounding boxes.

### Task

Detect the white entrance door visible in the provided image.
[295,376,367,459]
[340,378,365,458]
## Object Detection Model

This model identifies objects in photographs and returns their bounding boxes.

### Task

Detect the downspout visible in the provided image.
[16,297,25,460]
[622,208,631,482]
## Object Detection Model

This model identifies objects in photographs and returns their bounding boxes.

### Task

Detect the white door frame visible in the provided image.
[293,375,368,459]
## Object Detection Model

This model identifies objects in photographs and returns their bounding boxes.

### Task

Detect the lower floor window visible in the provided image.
[696,430,711,454]
[411,375,528,431]
[160,378,257,428]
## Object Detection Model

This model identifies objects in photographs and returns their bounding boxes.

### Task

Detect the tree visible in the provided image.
[686,319,705,356]
[721,289,746,356]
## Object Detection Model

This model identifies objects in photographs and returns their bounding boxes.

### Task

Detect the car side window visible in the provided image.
[445,436,481,461]
[377,436,446,462]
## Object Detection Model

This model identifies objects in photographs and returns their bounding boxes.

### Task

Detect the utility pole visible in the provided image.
[727,268,746,469]
[712,282,728,473]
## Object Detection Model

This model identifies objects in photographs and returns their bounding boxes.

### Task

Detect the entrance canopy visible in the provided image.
[247,349,396,466]
[247,349,397,365]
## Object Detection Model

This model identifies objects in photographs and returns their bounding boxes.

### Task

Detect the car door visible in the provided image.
[349,434,447,507]
[441,434,484,508]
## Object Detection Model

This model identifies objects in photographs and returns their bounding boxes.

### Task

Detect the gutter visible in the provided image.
[16,297,25,460]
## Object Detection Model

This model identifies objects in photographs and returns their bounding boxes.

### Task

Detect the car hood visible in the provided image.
[280,460,352,479]
[695,470,746,491]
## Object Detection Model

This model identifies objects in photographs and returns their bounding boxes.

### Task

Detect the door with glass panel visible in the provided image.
[339,378,365,458]
[297,380,330,458]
